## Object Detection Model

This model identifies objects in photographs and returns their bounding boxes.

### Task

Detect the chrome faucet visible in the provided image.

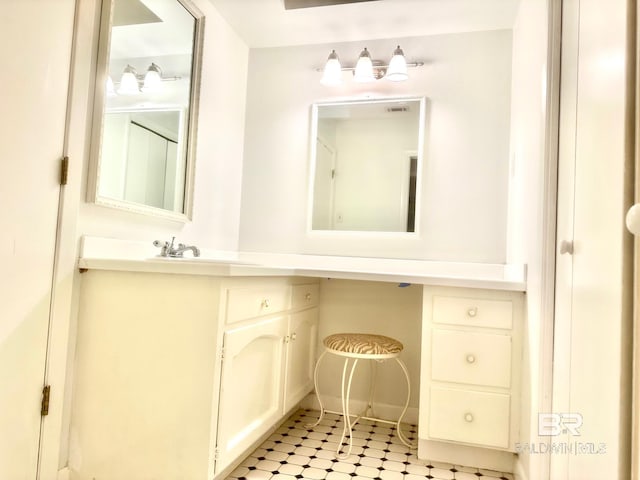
[153,237,200,258]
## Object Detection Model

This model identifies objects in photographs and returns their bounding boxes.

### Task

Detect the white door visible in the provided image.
[0,1,75,478]
[284,309,318,412]
[216,316,287,473]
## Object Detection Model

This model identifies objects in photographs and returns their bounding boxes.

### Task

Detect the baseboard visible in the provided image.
[513,458,527,480]
[300,393,419,425]
[57,467,70,480]
[418,439,517,473]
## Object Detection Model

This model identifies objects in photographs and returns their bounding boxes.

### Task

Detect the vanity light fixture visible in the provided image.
[318,45,423,85]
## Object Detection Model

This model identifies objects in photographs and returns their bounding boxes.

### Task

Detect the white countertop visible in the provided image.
[78,236,527,291]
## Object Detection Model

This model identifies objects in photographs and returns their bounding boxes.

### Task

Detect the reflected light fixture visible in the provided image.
[111,63,176,96]
[117,64,139,95]
[318,45,423,85]
[142,63,163,92]
[106,75,117,97]
[320,50,342,86]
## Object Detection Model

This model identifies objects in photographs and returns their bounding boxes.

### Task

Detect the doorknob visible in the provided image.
[626,203,640,235]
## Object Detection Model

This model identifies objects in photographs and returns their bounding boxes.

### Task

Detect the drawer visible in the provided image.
[226,286,291,324]
[431,329,511,388]
[433,296,512,330]
[429,387,511,449]
[292,284,319,309]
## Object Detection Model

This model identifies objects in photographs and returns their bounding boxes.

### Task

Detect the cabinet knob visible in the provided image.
[464,413,474,423]
[261,299,270,308]
[467,307,478,317]
[466,354,476,364]
[305,293,312,301]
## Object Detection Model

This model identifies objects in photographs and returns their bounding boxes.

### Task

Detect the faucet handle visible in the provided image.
[153,240,167,248]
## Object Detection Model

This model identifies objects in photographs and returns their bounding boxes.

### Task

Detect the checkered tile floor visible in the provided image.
[225,410,513,480]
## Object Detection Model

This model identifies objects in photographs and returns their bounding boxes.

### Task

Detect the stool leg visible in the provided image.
[364,359,378,418]
[394,357,417,448]
[305,350,328,429]
[337,357,359,460]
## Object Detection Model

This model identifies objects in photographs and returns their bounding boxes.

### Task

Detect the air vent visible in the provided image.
[386,106,409,113]
[283,0,379,10]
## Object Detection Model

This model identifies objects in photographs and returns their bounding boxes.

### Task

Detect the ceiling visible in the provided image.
[207,0,521,48]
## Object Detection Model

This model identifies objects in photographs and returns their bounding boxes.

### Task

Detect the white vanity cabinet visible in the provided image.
[419,287,523,470]
[212,280,319,476]
[71,271,318,480]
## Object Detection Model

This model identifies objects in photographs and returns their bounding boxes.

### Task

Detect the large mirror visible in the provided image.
[309,97,425,233]
[88,0,203,220]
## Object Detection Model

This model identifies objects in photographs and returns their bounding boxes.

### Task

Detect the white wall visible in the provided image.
[240,31,513,263]
[310,279,423,421]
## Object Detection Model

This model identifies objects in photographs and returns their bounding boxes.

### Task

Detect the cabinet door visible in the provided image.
[284,309,318,412]
[216,315,287,473]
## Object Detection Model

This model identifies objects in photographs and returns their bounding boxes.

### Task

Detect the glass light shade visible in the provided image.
[353,48,375,83]
[320,50,342,86]
[106,75,116,97]
[142,63,162,92]
[386,46,408,81]
[117,65,139,95]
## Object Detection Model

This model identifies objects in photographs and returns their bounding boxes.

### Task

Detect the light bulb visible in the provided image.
[320,50,342,86]
[117,65,139,95]
[142,63,162,93]
[386,45,408,81]
[106,75,116,97]
[353,47,375,83]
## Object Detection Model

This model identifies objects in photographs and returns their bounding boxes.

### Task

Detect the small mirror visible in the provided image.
[89,0,203,220]
[309,98,425,233]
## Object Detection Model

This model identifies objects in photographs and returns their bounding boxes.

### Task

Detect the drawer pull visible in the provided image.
[261,299,270,308]
[305,293,312,301]
[467,307,478,317]
[464,412,474,423]
[465,354,476,364]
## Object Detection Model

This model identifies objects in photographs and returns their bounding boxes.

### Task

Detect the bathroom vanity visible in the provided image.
[70,237,525,479]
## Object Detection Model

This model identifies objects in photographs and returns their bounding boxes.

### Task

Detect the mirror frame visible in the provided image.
[307,96,426,235]
[87,0,204,221]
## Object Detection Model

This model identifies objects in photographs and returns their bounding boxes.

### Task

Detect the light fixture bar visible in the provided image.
[317,61,425,72]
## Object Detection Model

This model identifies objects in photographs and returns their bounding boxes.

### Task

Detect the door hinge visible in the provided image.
[219,347,225,360]
[60,156,69,186]
[214,447,220,461]
[331,169,336,179]
[41,385,51,416]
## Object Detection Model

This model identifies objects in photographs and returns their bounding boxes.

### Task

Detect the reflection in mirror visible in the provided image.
[310,98,425,233]
[90,0,202,219]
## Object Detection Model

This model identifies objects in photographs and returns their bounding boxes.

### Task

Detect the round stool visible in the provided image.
[307,333,415,459]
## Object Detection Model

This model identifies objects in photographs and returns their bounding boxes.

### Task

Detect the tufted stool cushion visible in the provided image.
[323,333,403,358]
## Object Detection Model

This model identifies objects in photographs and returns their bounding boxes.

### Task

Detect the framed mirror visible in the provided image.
[88,0,204,220]
[308,97,425,233]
